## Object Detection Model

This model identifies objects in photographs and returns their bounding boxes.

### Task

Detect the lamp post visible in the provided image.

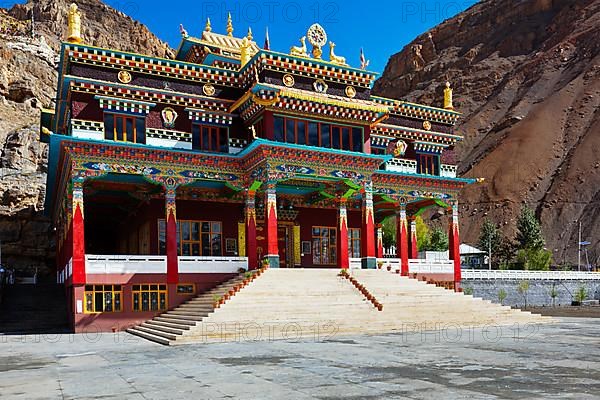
[578,221,582,272]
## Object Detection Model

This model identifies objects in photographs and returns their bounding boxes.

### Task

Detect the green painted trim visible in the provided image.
[341,188,356,199]
[249,181,263,191]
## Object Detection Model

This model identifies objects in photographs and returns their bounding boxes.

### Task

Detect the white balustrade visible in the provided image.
[349,258,362,269]
[462,269,600,280]
[440,164,457,178]
[409,259,454,273]
[86,255,167,274]
[178,256,247,273]
[384,158,417,174]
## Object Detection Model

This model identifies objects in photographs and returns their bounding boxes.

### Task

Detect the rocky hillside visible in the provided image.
[374,0,600,265]
[0,0,171,278]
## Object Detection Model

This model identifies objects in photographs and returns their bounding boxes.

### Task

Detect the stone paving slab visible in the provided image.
[0,318,599,399]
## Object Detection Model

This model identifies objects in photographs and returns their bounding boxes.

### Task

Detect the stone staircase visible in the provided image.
[127,274,249,345]
[129,269,550,345]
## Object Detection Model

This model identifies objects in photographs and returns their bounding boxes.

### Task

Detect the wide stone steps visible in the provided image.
[129,268,550,345]
[127,273,251,344]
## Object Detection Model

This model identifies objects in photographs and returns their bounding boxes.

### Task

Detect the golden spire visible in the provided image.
[247,26,253,41]
[66,3,82,44]
[444,81,454,110]
[226,12,233,36]
[204,17,211,32]
[240,37,250,68]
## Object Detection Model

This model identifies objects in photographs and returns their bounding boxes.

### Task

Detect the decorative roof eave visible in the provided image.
[232,83,389,123]
[372,123,462,144]
[371,96,461,125]
[372,170,476,192]
[239,139,391,184]
[67,76,233,112]
[239,50,379,89]
[64,43,239,87]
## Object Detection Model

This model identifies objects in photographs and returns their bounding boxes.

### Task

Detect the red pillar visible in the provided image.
[449,201,461,289]
[409,217,418,259]
[337,198,349,269]
[361,183,376,268]
[165,189,179,284]
[265,184,280,267]
[376,223,384,259]
[71,182,86,285]
[245,191,258,270]
[396,204,409,276]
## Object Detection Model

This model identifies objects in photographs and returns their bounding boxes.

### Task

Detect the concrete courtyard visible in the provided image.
[1,318,599,399]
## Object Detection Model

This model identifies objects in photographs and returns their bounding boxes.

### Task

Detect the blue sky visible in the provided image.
[10,0,477,72]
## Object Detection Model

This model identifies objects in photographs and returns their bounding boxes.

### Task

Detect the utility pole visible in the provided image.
[578,221,582,272]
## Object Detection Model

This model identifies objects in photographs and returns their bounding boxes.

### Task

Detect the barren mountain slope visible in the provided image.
[0,0,171,276]
[373,0,600,264]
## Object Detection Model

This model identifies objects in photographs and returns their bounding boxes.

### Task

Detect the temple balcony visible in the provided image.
[383,158,417,174]
[382,158,457,178]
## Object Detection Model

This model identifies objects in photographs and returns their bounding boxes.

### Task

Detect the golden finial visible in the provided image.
[66,3,82,44]
[240,37,250,68]
[204,17,212,32]
[226,12,233,36]
[444,81,454,110]
[247,26,253,41]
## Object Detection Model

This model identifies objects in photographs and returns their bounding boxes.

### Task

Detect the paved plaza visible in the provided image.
[1,318,599,399]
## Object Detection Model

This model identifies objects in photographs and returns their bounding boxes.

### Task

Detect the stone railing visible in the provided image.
[462,270,600,280]
[409,259,454,273]
[178,256,247,273]
[146,128,192,150]
[383,158,417,174]
[86,255,167,274]
[70,119,104,140]
[440,164,457,178]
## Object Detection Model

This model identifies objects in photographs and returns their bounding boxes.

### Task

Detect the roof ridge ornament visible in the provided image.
[307,23,327,60]
[204,17,211,32]
[226,12,233,36]
[247,26,253,41]
[328,41,347,66]
[66,3,83,44]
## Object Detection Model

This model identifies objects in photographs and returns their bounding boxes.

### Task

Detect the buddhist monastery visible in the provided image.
[40,5,475,332]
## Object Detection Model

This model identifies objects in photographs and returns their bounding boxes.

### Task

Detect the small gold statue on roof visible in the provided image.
[290,36,308,57]
[226,12,233,36]
[328,42,347,66]
[444,81,454,110]
[240,37,251,68]
[67,3,82,44]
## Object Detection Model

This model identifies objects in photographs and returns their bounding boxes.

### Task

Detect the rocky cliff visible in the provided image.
[373,0,600,265]
[0,0,171,278]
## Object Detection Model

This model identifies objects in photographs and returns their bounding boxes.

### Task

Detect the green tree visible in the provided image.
[518,280,530,309]
[423,228,448,251]
[415,216,430,252]
[498,288,507,305]
[516,248,552,271]
[496,236,516,268]
[478,219,502,267]
[575,286,588,304]
[516,206,545,250]
[549,284,558,307]
[381,217,396,249]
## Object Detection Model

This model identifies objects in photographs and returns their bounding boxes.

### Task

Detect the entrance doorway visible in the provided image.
[278,223,295,268]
